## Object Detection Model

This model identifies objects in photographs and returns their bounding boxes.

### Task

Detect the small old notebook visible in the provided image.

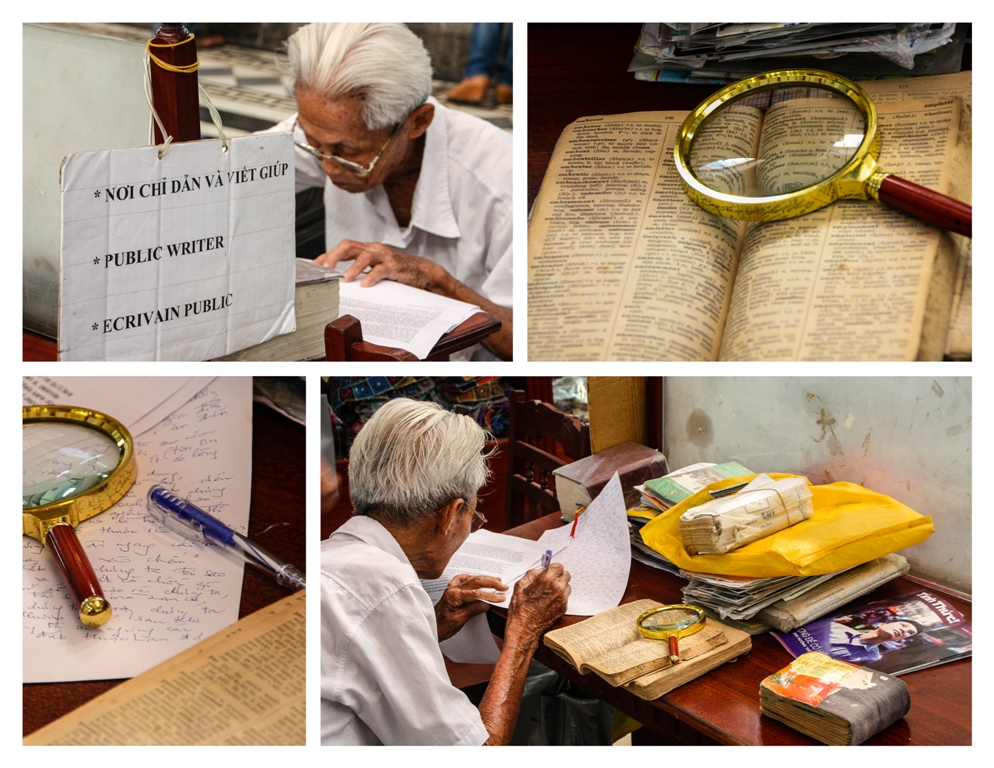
[544,599,751,700]
[760,651,910,745]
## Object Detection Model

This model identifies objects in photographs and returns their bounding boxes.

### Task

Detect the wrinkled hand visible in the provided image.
[505,564,571,646]
[434,574,508,642]
[315,240,447,293]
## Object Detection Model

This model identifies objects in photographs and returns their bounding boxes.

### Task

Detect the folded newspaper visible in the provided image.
[679,474,813,555]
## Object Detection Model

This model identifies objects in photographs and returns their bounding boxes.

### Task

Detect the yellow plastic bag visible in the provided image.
[639,474,934,578]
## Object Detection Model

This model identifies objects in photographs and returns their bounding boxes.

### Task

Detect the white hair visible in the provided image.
[286,23,432,130]
[349,398,493,525]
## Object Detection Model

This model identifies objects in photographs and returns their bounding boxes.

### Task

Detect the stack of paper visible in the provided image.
[679,474,813,555]
[22,376,255,684]
[630,23,965,84]
[338,278,481,359]
[640,461,752,511]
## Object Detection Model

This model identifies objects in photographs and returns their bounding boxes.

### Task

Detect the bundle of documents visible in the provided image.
[682,569,835,621]
[630,23,966,84]
[679,474,813,555]
[760,652,911,745]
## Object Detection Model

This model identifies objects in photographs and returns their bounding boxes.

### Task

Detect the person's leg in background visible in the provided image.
[446,24,508,104]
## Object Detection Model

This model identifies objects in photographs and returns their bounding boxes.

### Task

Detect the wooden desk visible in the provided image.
[22,397,306,737]
[492,513,972,746]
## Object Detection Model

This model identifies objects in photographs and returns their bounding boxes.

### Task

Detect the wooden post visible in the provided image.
[149,23,201,144]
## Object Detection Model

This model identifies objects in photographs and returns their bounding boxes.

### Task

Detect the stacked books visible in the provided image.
[679,474,813,555]
[760,652,910,745]
[640,461,752,511]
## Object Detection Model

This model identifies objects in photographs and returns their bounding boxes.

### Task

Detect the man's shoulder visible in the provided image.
[435,103,511,188]
[321,534,422,609]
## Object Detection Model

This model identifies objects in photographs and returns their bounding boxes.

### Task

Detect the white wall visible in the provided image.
[24,25,149,336]
[664,377,971,594]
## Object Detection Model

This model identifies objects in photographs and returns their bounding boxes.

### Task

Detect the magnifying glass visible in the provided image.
[23,405,137,628]
[636,603,706,664]
[674,69,971,237]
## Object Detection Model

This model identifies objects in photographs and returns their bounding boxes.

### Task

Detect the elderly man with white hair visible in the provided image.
[321,398,571,745]
[277,23,513,360]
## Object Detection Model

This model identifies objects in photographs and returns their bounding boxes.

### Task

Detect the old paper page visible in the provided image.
[528,113,748,361]
[861,72,972,359]
[24,591,305,745]
[718,98,959,361]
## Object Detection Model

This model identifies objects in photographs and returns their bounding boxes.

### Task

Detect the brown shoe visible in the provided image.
[446,75,490,104]
[495,85,513,105]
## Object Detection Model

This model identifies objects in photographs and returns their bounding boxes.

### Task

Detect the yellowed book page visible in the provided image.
[717,98,959,361]
[528,112,747,361]
[544,598,655,668]
[860,72,972,359]
[584,623,728,685]
[24,592,305,746]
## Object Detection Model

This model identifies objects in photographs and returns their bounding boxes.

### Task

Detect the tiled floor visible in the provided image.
[55,23,513,139]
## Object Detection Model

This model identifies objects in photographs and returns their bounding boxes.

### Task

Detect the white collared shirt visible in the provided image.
[321,516,489,746]
[274,99,512,315]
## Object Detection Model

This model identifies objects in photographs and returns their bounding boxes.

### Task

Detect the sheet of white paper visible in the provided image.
[22,376,214,436]
[421,529,548,604]
[439,613,501,664]
[537,473,631,616]
[338,278,480,359]
[59,134,296,361]
[23,378,253,683]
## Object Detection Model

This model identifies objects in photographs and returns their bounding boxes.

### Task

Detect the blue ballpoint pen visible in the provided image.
[147,485,306,591]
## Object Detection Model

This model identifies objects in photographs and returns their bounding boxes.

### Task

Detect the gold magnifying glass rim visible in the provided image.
[674,69,882,221]
[22,405,137,538]
[636,603,707,641]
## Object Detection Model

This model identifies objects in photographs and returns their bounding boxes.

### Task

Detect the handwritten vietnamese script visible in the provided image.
[23,377,253,683]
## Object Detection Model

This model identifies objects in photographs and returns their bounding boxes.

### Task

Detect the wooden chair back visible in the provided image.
[503,390,591,529]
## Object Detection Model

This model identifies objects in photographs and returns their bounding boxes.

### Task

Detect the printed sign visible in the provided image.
[59,134,296,360]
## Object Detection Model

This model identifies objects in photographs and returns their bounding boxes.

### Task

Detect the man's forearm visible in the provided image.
[478,630,539,745]
[433,268,513,360]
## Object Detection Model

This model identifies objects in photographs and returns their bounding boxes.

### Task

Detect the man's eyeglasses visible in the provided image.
[292,116,401,177]
[466,502,487,532]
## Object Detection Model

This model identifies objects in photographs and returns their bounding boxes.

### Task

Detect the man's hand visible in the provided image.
[317,238,514,360]
[316,239,446,292]
[503,564,571,648]
[434,574,508,642]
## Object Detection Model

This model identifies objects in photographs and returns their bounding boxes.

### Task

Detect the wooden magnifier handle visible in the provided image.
[878,175,972,238]
[45,524,112,628]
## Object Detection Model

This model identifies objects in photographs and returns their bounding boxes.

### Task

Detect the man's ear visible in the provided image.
[437,497,465,536]
[407,102,435,140]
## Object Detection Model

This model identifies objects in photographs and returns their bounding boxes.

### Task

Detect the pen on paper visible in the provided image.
[147,486,305,591]
[542,549,552,570]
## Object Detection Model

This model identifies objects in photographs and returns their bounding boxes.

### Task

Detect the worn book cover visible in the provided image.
[760,651,910,745]
[553,443,668,520]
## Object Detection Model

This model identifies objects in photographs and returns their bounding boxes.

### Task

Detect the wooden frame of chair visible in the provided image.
[504,390,591,529]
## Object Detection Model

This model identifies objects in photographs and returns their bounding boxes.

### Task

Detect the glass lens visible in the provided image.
[688,87,866,198]
[23,421,121,508]
[640,607,700,633]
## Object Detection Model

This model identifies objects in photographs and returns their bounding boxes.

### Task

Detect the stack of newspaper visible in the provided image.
[679,474,813,555]
[630,23,966,84]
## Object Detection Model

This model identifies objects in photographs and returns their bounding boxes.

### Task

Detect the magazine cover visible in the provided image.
[773,590,972,675]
